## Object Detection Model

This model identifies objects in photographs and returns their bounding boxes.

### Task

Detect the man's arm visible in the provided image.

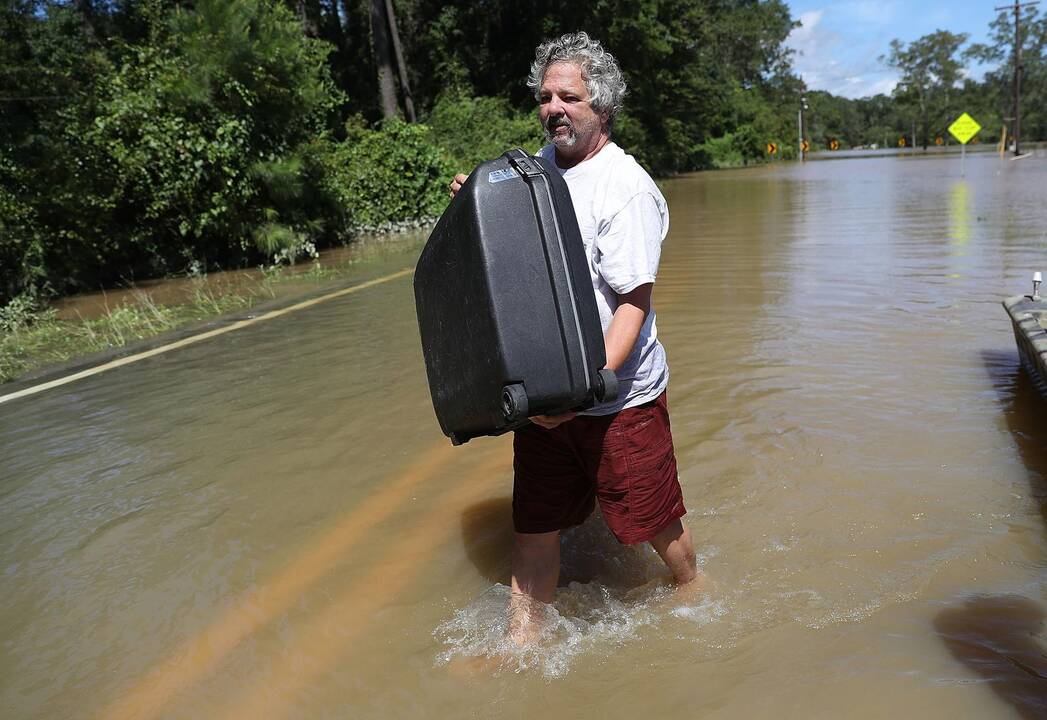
[603,283,652,371]
[531,283,652,429]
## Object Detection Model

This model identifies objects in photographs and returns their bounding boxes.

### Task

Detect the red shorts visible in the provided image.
[512,391,686,545]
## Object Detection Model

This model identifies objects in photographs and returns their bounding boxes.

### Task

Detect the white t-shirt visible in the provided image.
[536,142,669,415]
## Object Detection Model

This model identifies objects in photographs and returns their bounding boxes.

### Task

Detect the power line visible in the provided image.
[994,0,1040,157]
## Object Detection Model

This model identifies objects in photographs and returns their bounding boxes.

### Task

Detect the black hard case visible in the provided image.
[414,149,617,445]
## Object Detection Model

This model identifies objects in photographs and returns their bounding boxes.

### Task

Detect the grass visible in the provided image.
[1,226,432,385]
[0,263,337,384]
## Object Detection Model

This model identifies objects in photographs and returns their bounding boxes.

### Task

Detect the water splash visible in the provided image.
[434,515,729,677]
[434,581,668,678]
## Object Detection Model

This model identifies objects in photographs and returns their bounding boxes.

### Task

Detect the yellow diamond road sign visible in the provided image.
[948,113,981,145]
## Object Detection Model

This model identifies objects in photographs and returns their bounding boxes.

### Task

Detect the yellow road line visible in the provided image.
[98,437,455,720]
[218,452,509,720]
[0,267,414,406]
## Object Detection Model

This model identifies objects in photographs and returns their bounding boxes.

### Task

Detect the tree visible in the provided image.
[73,0,100,42]
[370,0,397,118]
[384,0,415,121]
[331,0,380,123]
[852,94,908,147]
[2,0,822,305]
[1,0,345,301]
[293,0,322,37]
[398,0,799,173]
[883,30,969,149]
[967,6,1047,143]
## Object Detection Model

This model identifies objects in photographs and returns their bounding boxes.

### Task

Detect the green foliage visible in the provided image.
[252,223,313,264]
[0,291,188,383]
[0,0,348,304]
[3,0,1045,320]
[696,134,744,169]
[0,0,836,310]
[60,47,258,266]
[968,7,1047,142]
[323,119,454,229]
[0,152,46,302]
[883,30,970,148]
[0,293,42,335]
[167,0,341,144]
[427,92,545,173]
[400,0,799,174]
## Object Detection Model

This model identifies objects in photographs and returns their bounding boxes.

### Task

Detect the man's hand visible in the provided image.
[529,412,577,430]
[448,173,468,198]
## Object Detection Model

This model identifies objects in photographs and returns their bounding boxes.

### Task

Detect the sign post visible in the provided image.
[948,112,982,177]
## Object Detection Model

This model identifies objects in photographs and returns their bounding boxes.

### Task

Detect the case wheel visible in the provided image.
[501,383,529,422]
[595,369,619,403]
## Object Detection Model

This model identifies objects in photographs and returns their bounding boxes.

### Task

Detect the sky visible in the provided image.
[784,1,1015,98]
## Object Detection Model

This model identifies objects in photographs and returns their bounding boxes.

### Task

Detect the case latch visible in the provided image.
[505,149,544,178]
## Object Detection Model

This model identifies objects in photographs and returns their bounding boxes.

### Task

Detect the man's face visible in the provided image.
[538,61,606,153]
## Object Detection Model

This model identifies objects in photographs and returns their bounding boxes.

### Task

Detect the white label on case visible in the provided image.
[488,168,520,184]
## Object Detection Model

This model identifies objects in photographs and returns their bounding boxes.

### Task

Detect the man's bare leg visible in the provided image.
[649,518,697,584]
[509,530,560,644]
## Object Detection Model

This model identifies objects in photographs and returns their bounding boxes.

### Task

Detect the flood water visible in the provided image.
[3,152,1047,719]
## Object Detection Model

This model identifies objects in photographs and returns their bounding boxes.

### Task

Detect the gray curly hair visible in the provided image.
[526,32,627,129]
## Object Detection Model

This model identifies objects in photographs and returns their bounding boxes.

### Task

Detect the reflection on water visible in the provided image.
[459,496,514,585]
[949,179,971,248]
[932,356,1047,719]
[983,349,1047,527]
[935,595,1047,719]
[4,154,1047,718]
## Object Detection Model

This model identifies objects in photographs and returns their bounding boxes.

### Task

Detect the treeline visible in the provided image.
[796,12,1047,151]
[0,0,801,306]
[2,2,1043,308]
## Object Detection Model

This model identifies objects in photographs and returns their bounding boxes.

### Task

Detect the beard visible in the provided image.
[544,116,577,148]
[544,112,604,151]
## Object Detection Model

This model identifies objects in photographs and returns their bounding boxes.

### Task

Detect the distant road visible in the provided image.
[807,142,1046,161]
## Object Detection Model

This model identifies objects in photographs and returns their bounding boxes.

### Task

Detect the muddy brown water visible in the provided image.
[3,153,1047,719]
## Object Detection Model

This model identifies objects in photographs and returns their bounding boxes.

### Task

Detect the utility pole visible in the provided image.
[799,96,808,161]
[995,0,1039,156]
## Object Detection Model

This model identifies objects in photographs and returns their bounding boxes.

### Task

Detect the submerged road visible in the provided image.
[0,268,415,407]
[4,153,1047,719]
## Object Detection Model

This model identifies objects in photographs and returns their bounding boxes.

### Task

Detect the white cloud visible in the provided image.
[787,10,827,56]
[786,4,900,98]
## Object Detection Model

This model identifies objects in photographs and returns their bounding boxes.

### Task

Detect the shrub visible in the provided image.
[427,93,545,173]
[0,293,41,334]
[698,133,745,168]
[0,153,45,305]
[324,119,454,230]
[9,0,346,298]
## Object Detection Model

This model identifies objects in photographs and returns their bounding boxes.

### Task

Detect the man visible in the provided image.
[449,31,698,642]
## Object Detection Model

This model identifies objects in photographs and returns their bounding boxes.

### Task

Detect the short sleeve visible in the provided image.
[596,191,667,295]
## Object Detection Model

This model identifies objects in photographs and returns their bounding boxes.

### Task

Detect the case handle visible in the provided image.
[505,149,544,178]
